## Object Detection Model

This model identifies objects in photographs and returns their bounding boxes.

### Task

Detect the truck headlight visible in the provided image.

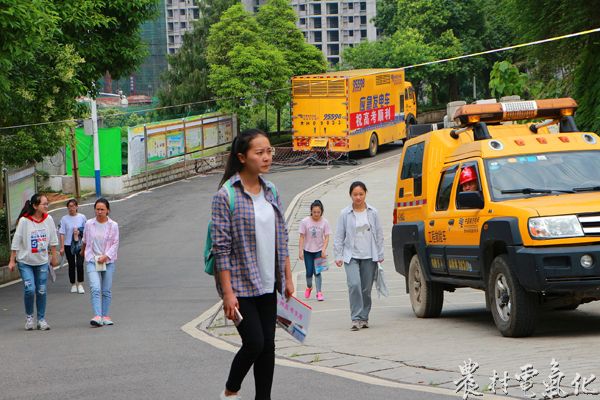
[529,215,584,239]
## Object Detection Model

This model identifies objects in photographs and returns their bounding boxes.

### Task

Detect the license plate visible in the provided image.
[310,138,328,147]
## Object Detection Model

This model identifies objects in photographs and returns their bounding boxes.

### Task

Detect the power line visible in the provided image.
[1,26,599,132]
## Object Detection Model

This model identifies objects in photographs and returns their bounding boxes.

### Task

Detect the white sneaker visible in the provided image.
[37,319,51,330]
[220,390,241,399]
[77,284,85,294]
[25,315,34,331]
[70,284,77,293]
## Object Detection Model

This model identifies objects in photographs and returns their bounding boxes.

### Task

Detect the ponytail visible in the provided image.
[17,193,44,221]
[219,128,268,188]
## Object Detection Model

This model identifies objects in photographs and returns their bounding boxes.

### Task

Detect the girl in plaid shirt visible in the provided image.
[211,128,294,400]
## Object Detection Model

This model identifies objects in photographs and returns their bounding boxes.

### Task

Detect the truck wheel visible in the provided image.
[368,133,378,157]
[408,254,443,318]
[488,255,537,337]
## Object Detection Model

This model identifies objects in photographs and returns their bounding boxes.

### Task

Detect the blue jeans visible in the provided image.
[303,250,322,292]
[17,262,48,320]
[344,258,377,321]
[86,261,115,317]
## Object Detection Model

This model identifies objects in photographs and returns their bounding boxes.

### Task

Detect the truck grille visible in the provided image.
[578,213,600,236]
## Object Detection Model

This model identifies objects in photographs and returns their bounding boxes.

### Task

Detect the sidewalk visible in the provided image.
[199,155,600,398]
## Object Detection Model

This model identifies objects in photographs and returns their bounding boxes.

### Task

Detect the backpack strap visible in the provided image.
[223,180,235,214]
[266,181,278,202]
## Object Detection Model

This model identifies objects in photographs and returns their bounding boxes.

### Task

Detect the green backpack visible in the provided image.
[204,180,277,275]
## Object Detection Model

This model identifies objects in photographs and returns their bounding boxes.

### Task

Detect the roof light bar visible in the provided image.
[454,98,578,127]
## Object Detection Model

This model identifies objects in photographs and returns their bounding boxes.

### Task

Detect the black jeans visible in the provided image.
[226,292,276,400]
[64,245,84,284]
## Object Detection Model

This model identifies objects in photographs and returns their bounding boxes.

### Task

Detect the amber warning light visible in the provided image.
[453,98,578,127]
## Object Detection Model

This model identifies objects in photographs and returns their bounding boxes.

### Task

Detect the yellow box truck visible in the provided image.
[292,69,416,156]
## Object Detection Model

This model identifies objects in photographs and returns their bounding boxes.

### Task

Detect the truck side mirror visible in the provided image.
[457,191,484,209]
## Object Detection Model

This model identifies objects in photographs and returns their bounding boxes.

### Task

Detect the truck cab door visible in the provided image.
[445,162,486,278]
[426,164,459,275]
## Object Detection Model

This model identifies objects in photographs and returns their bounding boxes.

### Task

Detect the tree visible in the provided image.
[0,0,156,207]
[207,4,291,128]
[506,0,600,133]
[158,0,238,117]
[488,61,528,98]
[255,0,326,132]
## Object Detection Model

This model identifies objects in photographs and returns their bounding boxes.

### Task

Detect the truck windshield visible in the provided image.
[485,151,600,200]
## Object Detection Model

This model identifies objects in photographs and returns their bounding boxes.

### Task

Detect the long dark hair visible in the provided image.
[219,128,269,187]
[18,193,46,220]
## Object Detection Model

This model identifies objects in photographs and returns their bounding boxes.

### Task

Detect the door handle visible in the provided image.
[448,219,455,226]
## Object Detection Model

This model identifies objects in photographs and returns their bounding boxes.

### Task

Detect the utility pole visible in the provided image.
[70,126,81,199]
[90,93,101,198]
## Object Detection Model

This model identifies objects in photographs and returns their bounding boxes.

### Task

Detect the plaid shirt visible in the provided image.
[211,173,289,298]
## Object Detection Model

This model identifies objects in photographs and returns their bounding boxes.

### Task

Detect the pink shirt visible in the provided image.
[299,216,331,253]
[82,217,119,263]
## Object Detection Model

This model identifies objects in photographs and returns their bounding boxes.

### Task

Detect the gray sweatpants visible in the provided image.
[344,258,377,321]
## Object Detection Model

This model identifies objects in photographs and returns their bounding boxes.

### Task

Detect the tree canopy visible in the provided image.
[0,0,156,167]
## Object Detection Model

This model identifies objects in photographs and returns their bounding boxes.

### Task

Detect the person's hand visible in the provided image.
[321,250,327,259]
[335,260,343,268]
[51,255,59,267]
[97,255,109,264]
[285,278,295,299]
[73,230,79,241]
[8,260,16,272]
[298,252,304,261]
[222,293,239,321]
[59,247,65,256]
[378,259,384,264]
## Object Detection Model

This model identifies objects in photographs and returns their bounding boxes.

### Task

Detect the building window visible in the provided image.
[193,9,199,19]
[311,3,321,15]
[312,17,322,29]
[299,4,306,11]
[181,22,187,29]
[168,35,175,44]
[361,29,367,38]
[348,16,354,23]
[167,9,173,17]
[327,16,338,29]
[360,15,366,25]
[328,43,340,55]
[180,9,186,15]
[316,44,322,50]
[328,30,339,42]
[348,2,354,9]
[300,17,306,25]
[169,48,176,54]
[349,30,354,37]
[360,2,366,11]
[326,3,338,14]
[168,22,174,31]
[328,57,339,66]
[314,31,322,42]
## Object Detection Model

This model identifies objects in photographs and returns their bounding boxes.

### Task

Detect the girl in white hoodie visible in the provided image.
[8,193,59,331]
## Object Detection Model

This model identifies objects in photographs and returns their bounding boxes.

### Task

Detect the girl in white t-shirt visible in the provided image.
[299,200,331,301]
[58,199,87,294]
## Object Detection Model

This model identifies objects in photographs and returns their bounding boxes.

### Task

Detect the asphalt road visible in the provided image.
[0,143,459,400]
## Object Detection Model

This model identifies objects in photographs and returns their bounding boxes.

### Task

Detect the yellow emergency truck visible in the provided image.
[391,98,600,337]
[292,69,416,156]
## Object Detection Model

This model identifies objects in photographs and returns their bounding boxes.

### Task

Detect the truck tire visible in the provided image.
[488,254,537,337]
[368,133,378,157]
[408,254,443,318]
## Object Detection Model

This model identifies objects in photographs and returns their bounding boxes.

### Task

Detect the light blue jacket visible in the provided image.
[334,203,384,264]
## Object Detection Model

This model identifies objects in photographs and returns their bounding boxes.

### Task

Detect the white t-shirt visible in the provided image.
[92,221,107,257]
[11,215,59,266]
[352,210,372,259]
[58,213,87,245]
[248,189,276,294]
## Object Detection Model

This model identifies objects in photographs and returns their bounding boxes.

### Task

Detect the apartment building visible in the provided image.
[166,0,200,54]
[242,0,377,65]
